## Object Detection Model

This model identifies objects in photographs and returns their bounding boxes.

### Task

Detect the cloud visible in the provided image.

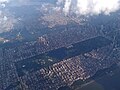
[57,0,120,15]
[63,0,71,15]
[0,0,9,8]
[0,0,18,33]
[0,0,9,3]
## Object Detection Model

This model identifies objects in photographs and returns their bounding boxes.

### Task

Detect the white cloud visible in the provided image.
[57,0,120,15]
[0,0,18,33]
[0,0,9,3]
[63,0,71,15]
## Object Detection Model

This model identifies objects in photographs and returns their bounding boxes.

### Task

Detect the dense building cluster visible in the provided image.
[18,43,117,90]
[0,16,120,90]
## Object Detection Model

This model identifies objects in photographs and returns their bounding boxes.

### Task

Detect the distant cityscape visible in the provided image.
[1,23,120,90]
[1,2,120,90]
